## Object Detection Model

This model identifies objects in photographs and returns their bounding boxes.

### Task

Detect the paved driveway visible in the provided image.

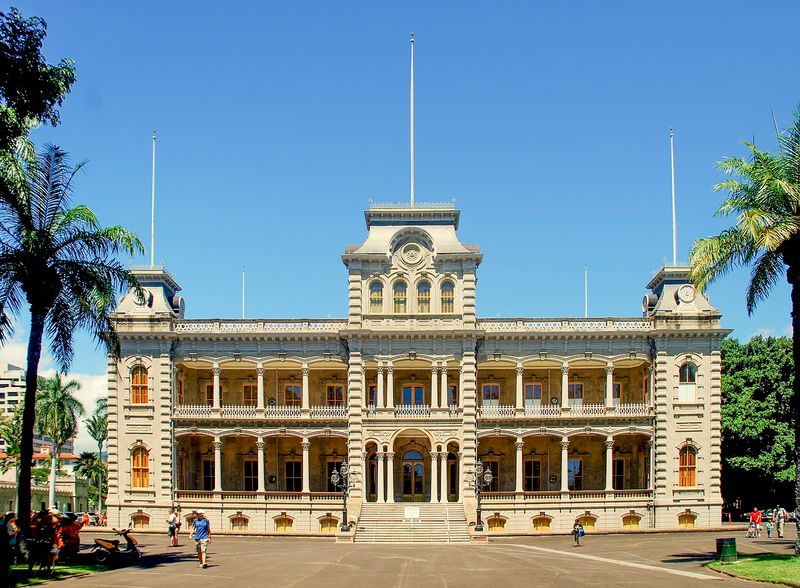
[58,527,796,588]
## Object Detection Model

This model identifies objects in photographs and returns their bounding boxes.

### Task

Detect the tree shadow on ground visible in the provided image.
[661,551,716,564]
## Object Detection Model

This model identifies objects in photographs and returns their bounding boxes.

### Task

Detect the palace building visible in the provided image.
[106,202,727,540]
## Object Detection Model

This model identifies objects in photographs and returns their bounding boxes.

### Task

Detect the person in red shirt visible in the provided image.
[749,507,763,537]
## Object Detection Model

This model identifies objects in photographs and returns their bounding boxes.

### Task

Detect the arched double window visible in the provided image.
[393,281,407,313]
[417,281,431,314]
[679,446,697,487]
[678,363,697,402]
[131,366,149,404]
[441,281,455,313]
[369,281,383,313]
[132,446,150,488]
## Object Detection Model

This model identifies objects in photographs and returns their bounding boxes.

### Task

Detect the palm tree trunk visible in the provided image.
[97,440,103,514]
[48,440,58,509]
[791,268,800,556]
[17,310,46,536]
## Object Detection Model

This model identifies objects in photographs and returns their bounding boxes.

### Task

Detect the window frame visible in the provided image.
[524,382,543,406]
[131,447,149,488]
[243,458,258,492]
[524,458,542,492]
[402,384,424,405]
[285,459,302,492]
[482,459,499,492]
[326,384,345,406]
[242,383,257,406]
[568,458,583,491]
[481,383,500,407]
[284,384,302,406]
[417,280,431,314]
[678,363,698,402]
[369,281,384,313]
[131,366,149,404]
[393,281,408,314]
[441,281,455,313]
[678,446,697,487]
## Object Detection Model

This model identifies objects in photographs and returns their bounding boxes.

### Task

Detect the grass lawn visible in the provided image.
[709,554,800,587]
[9,563,105,586]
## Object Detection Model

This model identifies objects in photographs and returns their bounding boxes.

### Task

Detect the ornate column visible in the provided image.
[376,452,385,503]
[457,451,463,502]
[560,437,569,493]
[376,364,385,409]
[605,436,614,491]
[430,451,439,503]
[515,364,524,410]
[301,364,310,411]
[256,363,265,410]
[560,363,569,410]
[515,437,524,493]
[440,363,448,408]
[386,452,395,503]
[431,365,439,409]
[440,449,448,501]
[301,439,311,493]
[256,438,266,493]
[212,363,221,409]
[386,364,395,409]
[605,363,614,409]
[213,437,222,492]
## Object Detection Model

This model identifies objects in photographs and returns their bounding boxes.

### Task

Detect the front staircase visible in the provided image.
[354,503,470,543]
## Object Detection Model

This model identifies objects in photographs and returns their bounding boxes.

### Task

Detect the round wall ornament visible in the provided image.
[401,243,424,265]
[677,284,696,304]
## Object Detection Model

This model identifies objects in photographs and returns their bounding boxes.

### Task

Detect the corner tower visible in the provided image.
[342,203,482,329]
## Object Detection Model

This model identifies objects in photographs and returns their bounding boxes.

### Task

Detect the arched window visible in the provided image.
[369,281,383,313]
[622,515,640,529]
[678,512,696,528]
[132,447,149,488]
[275,516,293,532]
[417,281,431,314]
[131,514,150,529]
[393,281,407,313]
[230,515,249,531]
[532,516,551,532]
[404,450,423,460]
[487,516,506,533]
[441,281,455,313]
[678,363,697,402]
[679,446,697,487]
[131,366,148,404]
[320,517,339,533]
[577,516,596,531]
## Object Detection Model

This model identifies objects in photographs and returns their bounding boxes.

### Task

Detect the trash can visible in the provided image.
[715,538,737,562]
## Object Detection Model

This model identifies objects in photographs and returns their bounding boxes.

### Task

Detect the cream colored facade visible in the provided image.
[106,203,728,537]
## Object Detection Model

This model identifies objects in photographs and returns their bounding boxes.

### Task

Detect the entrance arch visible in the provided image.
[402,450,425,501]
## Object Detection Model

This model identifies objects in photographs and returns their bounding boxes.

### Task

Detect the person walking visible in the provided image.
[572,520,585,547]
[776,506,787,539]
[749,507,763,538]
[191,510,211,568]
[167,508,179,547]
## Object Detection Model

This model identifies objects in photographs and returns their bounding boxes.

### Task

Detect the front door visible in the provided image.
[402,450,425,501]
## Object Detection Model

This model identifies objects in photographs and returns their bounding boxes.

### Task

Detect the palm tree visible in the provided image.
[0,404,22,479]
[689,108,800,555]
[85,408,107,511]
[0,144,142,533]
[36,373,84,508]
[73,451,106,511]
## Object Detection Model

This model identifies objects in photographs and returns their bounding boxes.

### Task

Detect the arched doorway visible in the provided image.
[402,450,424,502]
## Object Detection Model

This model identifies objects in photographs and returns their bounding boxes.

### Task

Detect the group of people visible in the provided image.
[748,506,790,539]
[168,507,211,568]
[0,507,87,577]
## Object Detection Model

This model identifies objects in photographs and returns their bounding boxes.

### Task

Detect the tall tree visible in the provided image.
[85,408,107,511]
[689,108,800,554]
[720,337,794,511]
[0,8,75,156]
[36,373,84,508]
[0,144,142,534]
[73,451,106,512]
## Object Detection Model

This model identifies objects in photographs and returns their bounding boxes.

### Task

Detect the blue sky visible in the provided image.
[4,1,800,446]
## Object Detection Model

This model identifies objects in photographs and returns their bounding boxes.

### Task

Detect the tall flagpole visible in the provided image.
[410,33,415,207]
[242,266,246,319]
[151,130,156,269]
[584,264,588,318]
[670,128,677,265]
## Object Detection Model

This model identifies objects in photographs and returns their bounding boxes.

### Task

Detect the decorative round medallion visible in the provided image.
[677,284,696,304]
[402,243,424,265]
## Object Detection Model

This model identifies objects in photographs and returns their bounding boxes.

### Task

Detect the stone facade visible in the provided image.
[106,203,728,535]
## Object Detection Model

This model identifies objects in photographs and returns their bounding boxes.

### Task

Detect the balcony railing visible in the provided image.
[477,404,515,419]
[175,490,341,502]
[221,404,258,418]
[265,405,302,418]
[614,403,649,417]
[481,490,654,502]
[567,403,607,417]
[309,404,347,419]
[394,403,431,418]
[524,405,561,417]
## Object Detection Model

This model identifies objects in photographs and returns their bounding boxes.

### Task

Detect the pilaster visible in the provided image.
[347,351,365,500]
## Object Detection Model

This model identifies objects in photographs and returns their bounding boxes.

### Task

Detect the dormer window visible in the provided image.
[393,281,407,313]
[369,281,383,313]
[441,281,455,313]
[417,281,431,314]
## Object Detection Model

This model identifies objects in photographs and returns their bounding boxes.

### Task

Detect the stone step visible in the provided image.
[354,503,470,543]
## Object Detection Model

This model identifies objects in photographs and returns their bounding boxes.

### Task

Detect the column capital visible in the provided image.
[255,441,265,451]
[432,365,439,374]
[516,365,524,375]
[212,365,220,376]
[386,366,394,374]
[605,364,614,375]
[213,440,222,451]
[386,452,395,461]
[605,439,614,450]
[301,441,311,451]
[377,364,384,374]
[301,366,309,376]
[561,365,569,375]
[515,441,524,451]
[256,365,264,376]
[647,438,655,448]
[560,439,569,451]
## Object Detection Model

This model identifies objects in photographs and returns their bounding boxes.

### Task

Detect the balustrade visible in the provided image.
[614,403,650,417]
[394,403,431,418]
[309,404,347,419]
[264,405,302,418]
[174,404,213,418]
[221,404,258,418]
[568,403,607,417]
[523,405,561,417]
[477,404,516,419]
